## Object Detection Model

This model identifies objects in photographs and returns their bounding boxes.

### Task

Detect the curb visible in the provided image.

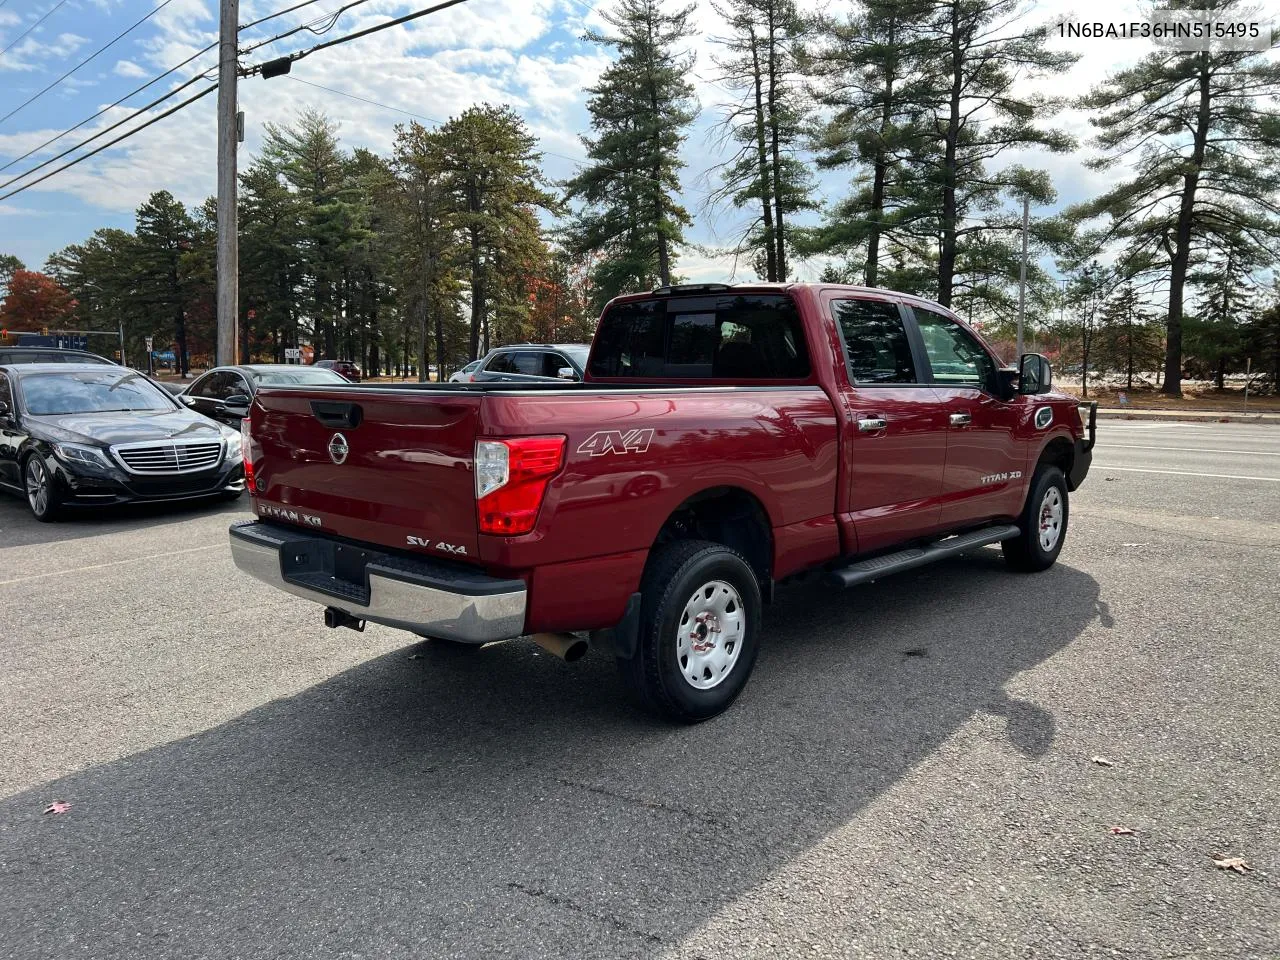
[1094,408,1280,423]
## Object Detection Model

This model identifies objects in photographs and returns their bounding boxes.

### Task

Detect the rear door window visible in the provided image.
[589,294,809,380]
[510,352,544,376]
[832,299,918,384]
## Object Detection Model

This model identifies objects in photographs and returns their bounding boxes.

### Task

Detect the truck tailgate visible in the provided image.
[250,387,482,560]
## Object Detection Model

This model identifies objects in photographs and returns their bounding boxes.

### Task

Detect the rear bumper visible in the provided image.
[228,520,527,643]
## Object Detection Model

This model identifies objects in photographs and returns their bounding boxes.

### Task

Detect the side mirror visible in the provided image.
[224,394,251,407]
[180,394,196,405]
[0,399,10,421]
[557,367,577,381]
[1018,353,1052,395]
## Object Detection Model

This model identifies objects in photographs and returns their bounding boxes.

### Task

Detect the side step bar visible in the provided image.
[826,524,1022,589]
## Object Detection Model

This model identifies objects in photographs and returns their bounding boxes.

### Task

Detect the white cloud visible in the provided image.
[113,60,150,78]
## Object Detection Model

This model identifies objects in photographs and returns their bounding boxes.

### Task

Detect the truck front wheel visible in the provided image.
[618,539,762,723]
[1002,463,1069,572]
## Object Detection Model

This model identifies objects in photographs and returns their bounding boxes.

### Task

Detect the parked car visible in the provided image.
[471,343,590,383]
[0,364,245,521]
[448,360,483,383]
[230,282,1095,722]
[0,346,116,365]
[313,359,362,382]
[178,364,349,426]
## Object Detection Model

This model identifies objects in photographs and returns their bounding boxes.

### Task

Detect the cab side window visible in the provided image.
[913,308,999,394]
[832,299,918,384]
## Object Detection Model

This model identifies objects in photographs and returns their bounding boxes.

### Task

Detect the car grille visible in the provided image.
[113,440,224,474]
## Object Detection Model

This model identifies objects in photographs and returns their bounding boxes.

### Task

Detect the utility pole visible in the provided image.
[1016,196,1029,360]
[215,0,239,367]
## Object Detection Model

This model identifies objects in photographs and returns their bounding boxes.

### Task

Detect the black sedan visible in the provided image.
[0,364,244,521]
[177,364,349,426]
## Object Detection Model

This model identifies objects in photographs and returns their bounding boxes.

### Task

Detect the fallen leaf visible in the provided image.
[1091,756,1114,767]
[1211,855,1252,874]
[1109,826,1136,836]
[43,801,70,815]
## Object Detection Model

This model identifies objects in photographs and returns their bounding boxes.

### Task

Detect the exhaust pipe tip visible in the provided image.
[532,632,589,663]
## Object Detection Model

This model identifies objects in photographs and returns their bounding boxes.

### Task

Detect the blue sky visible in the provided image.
[0,0,1230,284]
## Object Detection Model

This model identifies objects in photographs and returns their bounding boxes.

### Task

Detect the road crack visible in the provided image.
[506,881,663,945]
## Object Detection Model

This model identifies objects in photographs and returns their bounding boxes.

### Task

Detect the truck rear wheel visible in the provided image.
[1002,463,1069,572]
[618,539,762,723]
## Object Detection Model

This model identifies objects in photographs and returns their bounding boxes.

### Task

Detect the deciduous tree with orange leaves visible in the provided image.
[0,269,77,332]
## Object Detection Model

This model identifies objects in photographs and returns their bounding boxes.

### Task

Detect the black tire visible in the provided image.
[1002,463,1068,572]
[23,455,61,523]
[617,539,762,723]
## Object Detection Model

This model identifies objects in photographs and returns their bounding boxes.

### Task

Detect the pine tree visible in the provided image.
[0,254,24,300]
[566,0,699,301]
[805,0,932,286]
[390,121,463,380]
[914,0,1076,308]
[1075,0,1280,395]
[261,109,362,360]
[436,105,556,360]
[709,0,814,280]
[134,191,199,374]
[47,230,139,355]
[1097,282,1163,390]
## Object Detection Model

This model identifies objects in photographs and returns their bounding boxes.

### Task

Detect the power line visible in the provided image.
[239,0,324,31]
[240,0,376,55]
[243,0,474,76]
[0,0,70,56]
[0,0,177,125]
[0,83,215,202]
[0,70,214,189]
[0,40,217,173]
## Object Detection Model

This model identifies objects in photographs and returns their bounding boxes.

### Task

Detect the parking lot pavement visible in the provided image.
[1,422,1276,960]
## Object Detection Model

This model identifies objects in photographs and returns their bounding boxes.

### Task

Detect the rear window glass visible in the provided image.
[589,294,810,379]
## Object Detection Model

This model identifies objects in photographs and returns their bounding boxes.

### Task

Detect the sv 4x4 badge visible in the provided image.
[407,535,467,556]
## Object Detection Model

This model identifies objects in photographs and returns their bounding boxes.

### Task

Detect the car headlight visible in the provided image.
[52,442,110,468]
[224,429,242,459]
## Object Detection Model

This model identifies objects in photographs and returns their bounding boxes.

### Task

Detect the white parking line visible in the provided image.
[0,545,221,587]
[1093,465,1280,483]
[1099,444,1280,457]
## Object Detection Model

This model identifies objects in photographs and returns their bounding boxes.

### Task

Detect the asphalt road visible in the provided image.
[1,422,1277,959]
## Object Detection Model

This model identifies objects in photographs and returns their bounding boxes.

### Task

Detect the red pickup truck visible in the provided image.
[230,283,1095,721]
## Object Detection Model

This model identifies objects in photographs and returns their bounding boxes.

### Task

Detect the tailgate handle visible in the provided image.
[310,400,363,429]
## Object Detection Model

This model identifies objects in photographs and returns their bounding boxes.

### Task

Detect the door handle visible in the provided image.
[857,417,887,433]
[950,412,972,427]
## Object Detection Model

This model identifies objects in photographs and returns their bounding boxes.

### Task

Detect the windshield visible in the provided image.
[21,370,176,415]
[562,346,589,370]
[255,369,347,386]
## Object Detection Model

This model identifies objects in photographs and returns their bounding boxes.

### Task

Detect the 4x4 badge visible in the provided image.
[328,433,349,464]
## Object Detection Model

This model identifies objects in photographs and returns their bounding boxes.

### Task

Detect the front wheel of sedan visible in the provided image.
[24,456,61,523]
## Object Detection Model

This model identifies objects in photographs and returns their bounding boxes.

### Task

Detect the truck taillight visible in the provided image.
[475,436,565,536]
[241,417,258,493]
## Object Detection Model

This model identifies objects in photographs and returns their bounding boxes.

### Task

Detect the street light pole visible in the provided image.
[1017,196,1029,359]
[215,0,239,367]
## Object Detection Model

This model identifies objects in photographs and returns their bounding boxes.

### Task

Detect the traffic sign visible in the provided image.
[145,336,154,351]
[284,347,302,361]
